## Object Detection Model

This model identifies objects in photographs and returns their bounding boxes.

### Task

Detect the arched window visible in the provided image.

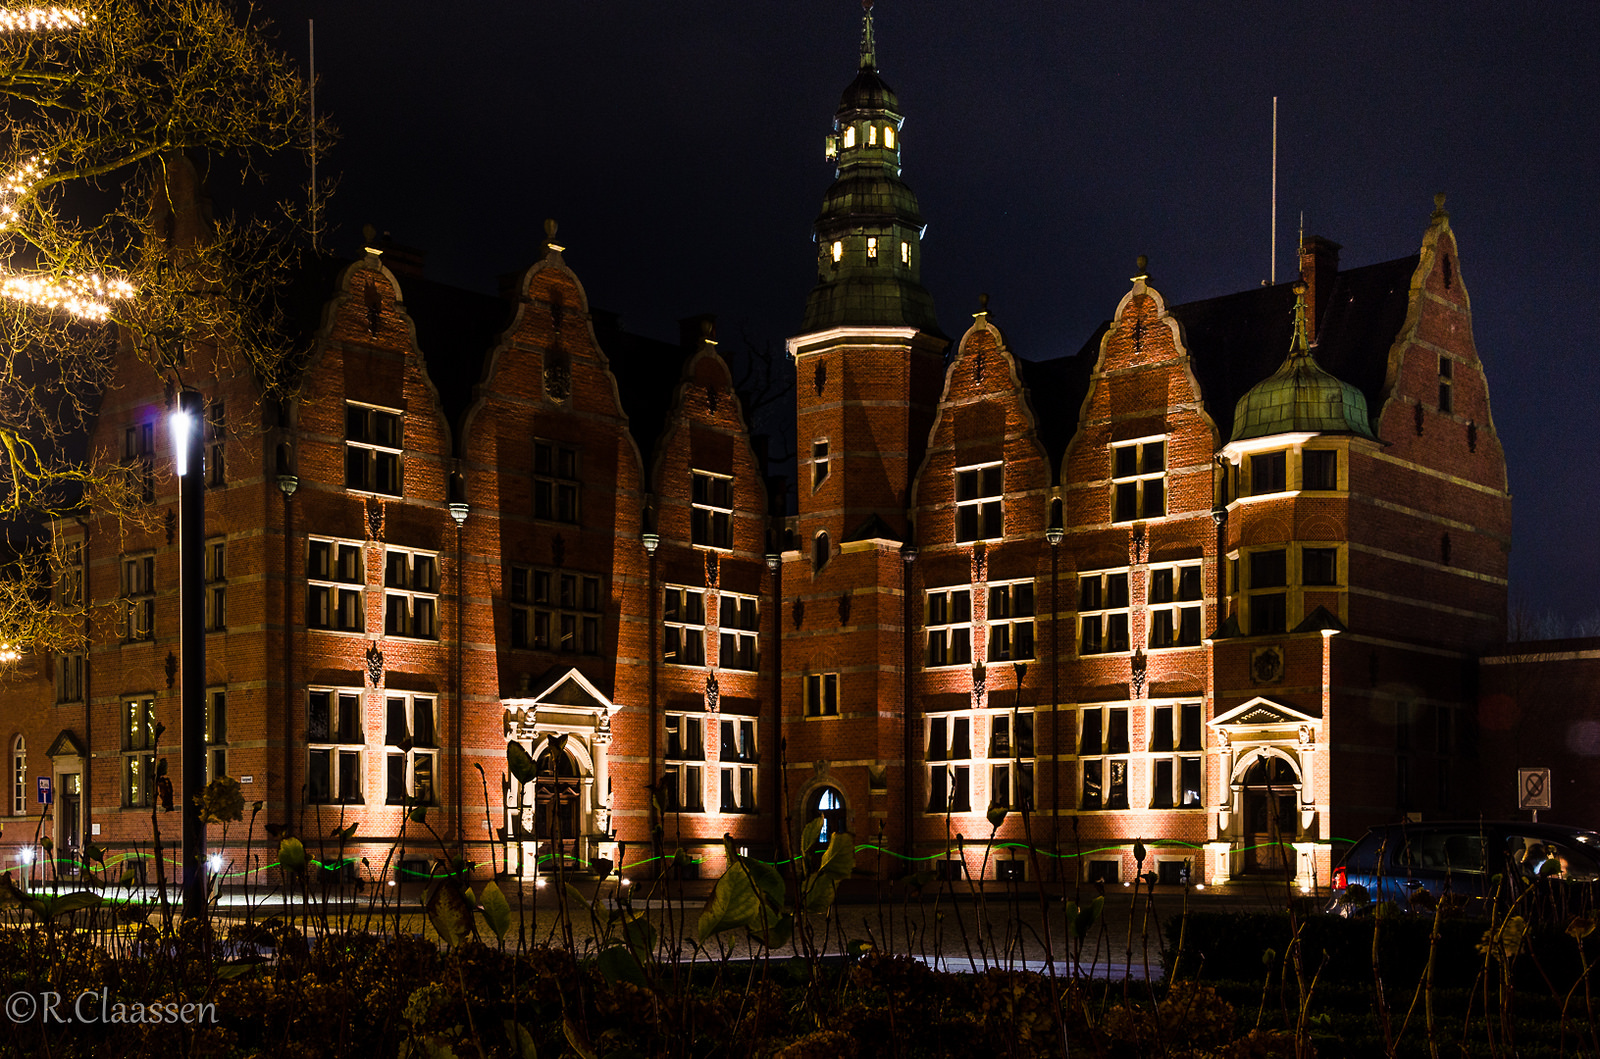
[807,786,847,847]
[813,532,830,573]
[11,735,24,816]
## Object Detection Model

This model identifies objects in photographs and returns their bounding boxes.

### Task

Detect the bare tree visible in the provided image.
[0,1,327,653]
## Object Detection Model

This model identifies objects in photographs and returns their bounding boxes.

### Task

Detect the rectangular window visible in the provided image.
[1303,449,1338,491]
[56,652,83,704]
[384,548,439,640]
[1438,355,1453,414]
[663,585,706,665]
[1079,705,1129,810]
[57,540,83,609]
[720,717,757,762]
[805,673,839,717]
[1248,549,1288,635]
[928,764,971,813]
[1111,438,1165,521]
[205,538,227,632]
[124,421,154,503]
[1148,562,1203,648]
[1149,703,1204,809]
[206,688,228,782]
[718,593,760,671]
[1302,546,1338,586]
[955,463,1003,542]
[866,236,878,258]
[1079,570,1130,654]
[120,553,156,641]
[812,441,829,490]
[384,695,436,804]
[665,713,704,761]
[691,471,733,549]
[662,763,703,812]
[926,587,972,667]
[122,696,157,808]
[987,710,1035,810]
[720,760,757,813]
[308,689,364,804]
[207,399,226,488]
[988,580,1035,661]
[308,539,365,632]
[509,566,603,654]
[1250,451,1287,496]
[533,440,580,523]
[345,402,403,496]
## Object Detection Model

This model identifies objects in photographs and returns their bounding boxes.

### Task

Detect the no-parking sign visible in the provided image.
[1518,768,1552,810]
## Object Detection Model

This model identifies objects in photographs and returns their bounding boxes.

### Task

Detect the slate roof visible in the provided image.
[1015,253,1420,471]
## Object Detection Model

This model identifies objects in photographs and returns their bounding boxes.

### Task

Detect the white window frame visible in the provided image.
[1111,436,1166,522]
[205,537,227,632]
[1078,569,1130,655]
[663,711,705,812]
[11,735,24,815]
[120,553,155,642]
[307,688,365,805]
[384,694,437,805]
[1078,704,1130,810]
[663,585,706,666]
[926,587,972,668]
[308,538,366,633]
[344,401,403,497]
[718,592,759,671]
[121,696,157,808]
[1147,702,1204,809]
[985,708,1035,812]
[384,547,439,640]
[718,717,758,813]
[955,462,1003,543]
[987,579,1035,662]
[691,471,733,550]
[1147,562,1203,650]
[926,714,973,814]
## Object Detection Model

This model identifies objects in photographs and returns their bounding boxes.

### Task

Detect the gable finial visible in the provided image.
[1290,281,1310,356]
[1431,191,1448,221]
[860,0,876,69]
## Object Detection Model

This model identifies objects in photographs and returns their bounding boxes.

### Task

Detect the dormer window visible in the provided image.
[842,126,856,149]
[884,126,895,149]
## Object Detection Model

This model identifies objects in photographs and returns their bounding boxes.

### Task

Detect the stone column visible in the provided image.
[592,728,612,836]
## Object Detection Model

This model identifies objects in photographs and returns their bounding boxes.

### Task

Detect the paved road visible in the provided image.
[85,874,1312,980]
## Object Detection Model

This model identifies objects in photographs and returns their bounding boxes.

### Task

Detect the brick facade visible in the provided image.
[3,22,1567,894]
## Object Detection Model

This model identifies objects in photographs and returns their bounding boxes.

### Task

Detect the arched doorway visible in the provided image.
[531,745,582,869]
[1241,754,1300,873]
[805,785,848,856]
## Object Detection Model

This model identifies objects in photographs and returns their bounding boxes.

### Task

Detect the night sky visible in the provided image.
[268,1,1598,632]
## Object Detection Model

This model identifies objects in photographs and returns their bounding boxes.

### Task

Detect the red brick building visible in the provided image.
[3,8,1553,891]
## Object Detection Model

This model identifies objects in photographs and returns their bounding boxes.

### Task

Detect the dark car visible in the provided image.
[1327,821,1600,917]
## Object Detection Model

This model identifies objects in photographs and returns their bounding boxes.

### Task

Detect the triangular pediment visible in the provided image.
[45,729,85,758]
[505,667,616,714]
[1210,695,1321,728]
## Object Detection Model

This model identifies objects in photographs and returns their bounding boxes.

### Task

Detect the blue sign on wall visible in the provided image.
[36,776,51,805]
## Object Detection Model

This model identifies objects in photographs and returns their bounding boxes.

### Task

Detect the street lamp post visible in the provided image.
[172,390,207,918]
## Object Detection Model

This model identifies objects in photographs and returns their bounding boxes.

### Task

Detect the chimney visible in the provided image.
[1298,235,1341,341]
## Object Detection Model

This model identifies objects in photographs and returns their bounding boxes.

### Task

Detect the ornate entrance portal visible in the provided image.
[501,668,620,877]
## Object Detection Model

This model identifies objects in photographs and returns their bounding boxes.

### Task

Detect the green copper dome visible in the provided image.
[1230,283,1376,442]
[801,3,941,337]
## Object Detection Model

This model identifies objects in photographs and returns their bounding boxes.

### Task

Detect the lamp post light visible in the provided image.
[171,390,207,919]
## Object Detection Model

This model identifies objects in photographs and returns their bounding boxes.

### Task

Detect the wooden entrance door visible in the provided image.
[1242,755,1298,873]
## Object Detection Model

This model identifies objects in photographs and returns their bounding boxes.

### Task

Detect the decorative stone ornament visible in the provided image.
[365,642,385,686]
[1251,645,1285,685]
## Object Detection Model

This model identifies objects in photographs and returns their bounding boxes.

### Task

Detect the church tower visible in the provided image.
[783,1,946,857]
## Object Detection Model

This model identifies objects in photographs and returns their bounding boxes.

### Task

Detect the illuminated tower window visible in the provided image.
[901,241,909,264]
[885,126,895,149]
[842,126,856,148]
[867,237,878,259]
[831,241,843,263]
[868,125,877,146]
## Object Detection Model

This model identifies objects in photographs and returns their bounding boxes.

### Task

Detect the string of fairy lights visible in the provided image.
[0,7,136,322]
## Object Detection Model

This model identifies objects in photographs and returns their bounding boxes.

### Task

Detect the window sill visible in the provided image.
[344,487,403,500]
[1145,643,1204,654]
[803,713,840,721]
[307,627,369,637]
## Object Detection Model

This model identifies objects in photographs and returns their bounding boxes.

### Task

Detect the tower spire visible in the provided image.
[1289,280,1310,357]
[860,0,876,69]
